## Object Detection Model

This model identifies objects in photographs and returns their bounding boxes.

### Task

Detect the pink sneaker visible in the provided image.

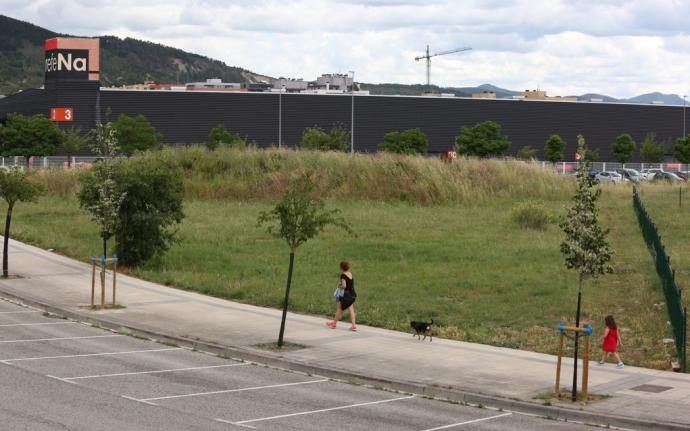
[326,321,336,329]
[349,326,357,332]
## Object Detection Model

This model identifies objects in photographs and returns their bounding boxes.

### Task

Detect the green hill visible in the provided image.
[0,15,270,96]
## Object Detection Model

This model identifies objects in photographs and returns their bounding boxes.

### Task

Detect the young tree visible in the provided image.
[112,113,162,156]
[62,126,87,167]
[378,128,428,155]
[559,134,613,401]
[675,135,690,164]
[544,134,566,163]
[0,113,63,167]
[612,133,636,164]
[258,174,351,346]
[454,121,510,157]
[78,121,126,259]
[640,132,665,163]
[300,124,349,152]
[0,168,42,277]
[208,123,245,150]
[516,146,537,160]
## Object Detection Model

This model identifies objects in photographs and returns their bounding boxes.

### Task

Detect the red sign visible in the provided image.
[50,107,74,122]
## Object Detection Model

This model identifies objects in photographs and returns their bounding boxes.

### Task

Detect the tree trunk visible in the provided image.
[572,272,584,401]
[277,251,295,347]
[24,156,31,168]
[67,153,72,168]
[103,235,107,260]
[3,204,13,278]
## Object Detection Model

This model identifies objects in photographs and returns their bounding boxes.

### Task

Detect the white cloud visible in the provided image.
[3,0,690,97]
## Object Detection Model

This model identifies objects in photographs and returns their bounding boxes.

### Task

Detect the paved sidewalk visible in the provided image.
[1,238,689,429]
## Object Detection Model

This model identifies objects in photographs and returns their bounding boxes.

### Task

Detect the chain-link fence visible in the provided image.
[632,186,687,372]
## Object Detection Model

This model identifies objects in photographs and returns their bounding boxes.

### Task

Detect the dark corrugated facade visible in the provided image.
[1,82,687,161]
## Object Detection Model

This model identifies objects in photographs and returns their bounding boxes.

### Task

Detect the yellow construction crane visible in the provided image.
[415,45,472,87]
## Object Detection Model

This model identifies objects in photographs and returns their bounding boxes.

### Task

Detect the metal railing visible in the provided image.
[632,186,687,372]
[0,156,100,169]
[539,161,690,175]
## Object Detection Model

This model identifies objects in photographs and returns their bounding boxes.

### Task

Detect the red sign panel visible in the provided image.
[50,107,74,122]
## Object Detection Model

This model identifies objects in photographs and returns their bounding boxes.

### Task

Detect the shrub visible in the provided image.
[544,135,565,163]
[516,146,537,160]
[511,201,551,230]
[111,114,162,156]
[612,133,636,163]
[675,135,690,163]
[300,124,349,152]
[79,156,184,266]
[378,128,428,155]
[208,123,245,150]
[640,132,666,163]
[455,121,510,157]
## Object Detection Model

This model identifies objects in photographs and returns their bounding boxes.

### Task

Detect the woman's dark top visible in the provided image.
[339,273,356,309]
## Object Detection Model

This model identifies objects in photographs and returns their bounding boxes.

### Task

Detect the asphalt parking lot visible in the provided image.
[0,297,605,430]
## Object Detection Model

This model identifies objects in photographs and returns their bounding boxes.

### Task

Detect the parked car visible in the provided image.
[651,172,684,182]
[587,170,599,180]
[595,171,626,184]
[669,171,688,181]
[640,168,665,181]
[615,168,643,183]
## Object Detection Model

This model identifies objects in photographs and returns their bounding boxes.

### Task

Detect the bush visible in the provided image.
[208,123,245,150]
[511,201,551,230]
[455,121,510,157]
[378,128,428,155]
[544,135,565,163]
[300,124,349,151]
[79,156,184,266]
[612,133,636,163]
[516,146,537,160]
[112,114,162,156]
[640,132,666,163]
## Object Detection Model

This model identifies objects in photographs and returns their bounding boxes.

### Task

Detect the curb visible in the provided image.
[0,288,686,431]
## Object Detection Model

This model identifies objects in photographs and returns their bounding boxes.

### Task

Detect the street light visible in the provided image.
[278,83,285,148]
[349,70,355,154]
[683,94,688,138]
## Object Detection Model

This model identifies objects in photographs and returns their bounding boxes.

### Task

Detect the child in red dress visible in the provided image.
[598,315,624,368]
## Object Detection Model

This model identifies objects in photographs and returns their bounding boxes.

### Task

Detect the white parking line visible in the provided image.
[0,335,123,344]
[228,395,415,425]
[62,363,248,380]
[0,347,182,362]
[0,322,75,327]
[122,395,159,406]
[419,412,512,430]
[138,379,329,402]
[0,310,41,314]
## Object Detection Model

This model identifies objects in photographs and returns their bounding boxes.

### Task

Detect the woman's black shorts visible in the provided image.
[338,294,356,310]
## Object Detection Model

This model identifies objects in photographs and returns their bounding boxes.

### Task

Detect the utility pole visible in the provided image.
[278,84,285,148]
[349,70,355,154]
[684,95,687,138]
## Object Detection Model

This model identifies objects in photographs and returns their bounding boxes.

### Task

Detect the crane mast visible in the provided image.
[414,45,471,87]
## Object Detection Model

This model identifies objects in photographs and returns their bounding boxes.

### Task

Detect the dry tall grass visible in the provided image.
[25,147,573,204]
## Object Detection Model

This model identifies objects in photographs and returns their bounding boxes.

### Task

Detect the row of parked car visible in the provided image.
[587,168,688,184]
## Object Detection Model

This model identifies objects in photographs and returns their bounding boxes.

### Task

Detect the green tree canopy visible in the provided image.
[516,146,537,160]
[640,132,666,163]
[0,113,63,166]
[675,135,690,163]
[378,128,428,155]
[111,114,162,156]
[454,121,510,157]
[300,124,349,152]
[0,168,42,277]
[612,133,636,163]
[544,134,566,163]
[208,123,245,150]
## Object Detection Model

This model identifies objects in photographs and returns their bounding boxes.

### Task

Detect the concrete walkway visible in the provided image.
[1,238,689,429]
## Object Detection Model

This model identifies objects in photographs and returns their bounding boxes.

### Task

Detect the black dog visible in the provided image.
[410,319,434,342]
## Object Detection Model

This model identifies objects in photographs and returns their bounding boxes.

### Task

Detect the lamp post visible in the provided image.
[349,70,355,154]
[683,94,688,138]
[278,83,285,148]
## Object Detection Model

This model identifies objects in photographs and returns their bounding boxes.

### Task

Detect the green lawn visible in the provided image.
[4,183,676,369]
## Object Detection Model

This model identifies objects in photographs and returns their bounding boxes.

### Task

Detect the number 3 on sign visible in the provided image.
[50,107,74,122]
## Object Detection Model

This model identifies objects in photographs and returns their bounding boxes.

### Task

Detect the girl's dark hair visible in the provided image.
[340,261,350,271]
[605,315,617,329]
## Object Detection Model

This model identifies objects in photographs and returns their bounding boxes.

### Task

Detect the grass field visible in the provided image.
[5,180,676,369]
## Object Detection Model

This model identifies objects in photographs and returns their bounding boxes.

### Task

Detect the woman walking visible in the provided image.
[326,261,357,331]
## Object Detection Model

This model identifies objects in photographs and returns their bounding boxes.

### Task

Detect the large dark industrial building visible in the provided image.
[1,37,687,161]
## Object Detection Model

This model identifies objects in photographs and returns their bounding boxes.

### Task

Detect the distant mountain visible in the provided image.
[450,83,521,98]
[360,82,471,97]
[0,15,270,96]
[576,93,619,103]
[624,92,686,105]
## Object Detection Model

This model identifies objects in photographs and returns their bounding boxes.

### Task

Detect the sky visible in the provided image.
[4,0,690,98]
